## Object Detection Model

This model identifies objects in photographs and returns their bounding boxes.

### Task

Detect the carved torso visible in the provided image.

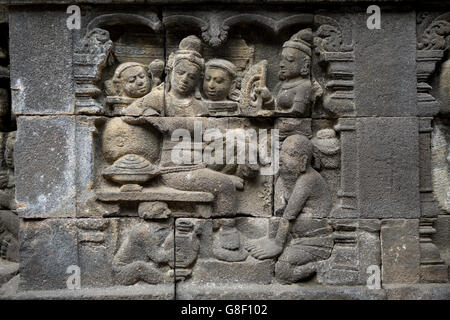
[276,79,312,116]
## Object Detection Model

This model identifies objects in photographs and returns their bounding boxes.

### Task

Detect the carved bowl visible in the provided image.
[103,154,160,185]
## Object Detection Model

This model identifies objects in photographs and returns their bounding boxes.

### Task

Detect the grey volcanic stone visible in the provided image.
[15,116,76,218]
[433,215,450,270]
[385,284,450,300]
[176,283,387,300]
[19,219,78,290]
[381,219,420,284]
[357,118,420,218]
[9,8,74,115]
[1,275,174,300]
[0,259,18,285]
[1,2,449,300]
[354,11,416,116]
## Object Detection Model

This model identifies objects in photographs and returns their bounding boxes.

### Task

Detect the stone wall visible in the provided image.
[0,0,449,299]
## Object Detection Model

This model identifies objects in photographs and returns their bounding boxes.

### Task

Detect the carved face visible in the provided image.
[203,67,233,101]
[279,140,307,177]
[279,47,305,81]
[172,60,201,96]
[121,66,152,98]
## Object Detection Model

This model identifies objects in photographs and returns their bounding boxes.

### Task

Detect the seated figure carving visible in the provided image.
[245,134,333,283]
[254,28,320,117]
[202,59,240,114]
[124,35,208,117]
[112,217,174,285]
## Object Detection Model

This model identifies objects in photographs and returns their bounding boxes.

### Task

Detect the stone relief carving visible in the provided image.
[104,60,164,115]
[74,28,113,115]
[112,219,174,285]
[0,35,18,269]
[418,12,450,283]
[68,15,353,287]
[246,134,333,283]
[417,13,450,116]
[8,7,450,298]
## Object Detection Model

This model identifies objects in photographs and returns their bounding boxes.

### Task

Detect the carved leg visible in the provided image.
[161,168,237,216]
[113,262,145,286]
[275,260,317,284]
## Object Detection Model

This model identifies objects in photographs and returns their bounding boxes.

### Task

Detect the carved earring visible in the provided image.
[229,80,241,102]
[299,155,308,173]
[300,58,311,77]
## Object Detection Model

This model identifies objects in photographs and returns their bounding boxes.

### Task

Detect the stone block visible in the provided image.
[381,219,420,284]
[353,11,416,116]
[9,8,74,114]
[19,219,78,290]
[15,116,76,218]
[357,118,420,218]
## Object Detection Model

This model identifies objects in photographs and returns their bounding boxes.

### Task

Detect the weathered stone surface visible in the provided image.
[431,119,450,214]
[381,219,420,284]
[357,118,420,219]
[354,11,416,116]
[9,8,74,115]
[176,218,276,284]
[15,117,76,218]
[385,284,450,300]
[0,259,18,285]
[1,3,449,300]
[19,219,78,290]
[433,215,450,276]
[1,275,174,300]
[177,283,387,300]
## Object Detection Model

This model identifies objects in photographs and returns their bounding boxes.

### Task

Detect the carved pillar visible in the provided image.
[419,117,448,282]
[73,28,112,115]
[318,51,355,117]
[417,50,444,116]
[331,118,358,218]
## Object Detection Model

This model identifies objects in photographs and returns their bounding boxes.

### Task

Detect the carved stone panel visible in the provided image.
[3,3,450,300]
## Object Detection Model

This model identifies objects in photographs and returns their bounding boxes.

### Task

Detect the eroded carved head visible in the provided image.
[172,59,202,97]
[279,134,313,177]
[203,59,237,101]
[110,62,152,98]
[167,36,204,98]
[280,29,312,80]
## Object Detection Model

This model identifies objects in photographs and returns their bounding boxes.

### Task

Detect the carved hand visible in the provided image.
[254,87,272,102]
[244,237,283,260]
[228,175,244,190]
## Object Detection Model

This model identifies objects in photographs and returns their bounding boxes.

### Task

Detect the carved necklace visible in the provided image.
[169,93,195,108]
[281,79,307,90]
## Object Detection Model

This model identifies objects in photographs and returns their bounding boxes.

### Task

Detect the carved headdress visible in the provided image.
[205,59,237,79]
[283,28,313,56]
[105,62,149,96]
[167,35,205,73]
[113,62,146,80]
